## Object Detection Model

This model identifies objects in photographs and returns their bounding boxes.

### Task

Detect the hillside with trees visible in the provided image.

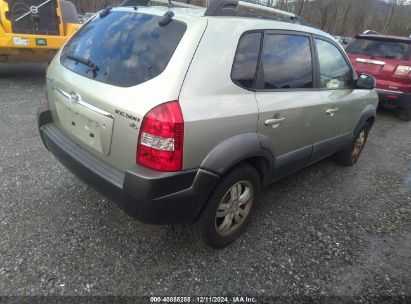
[257,0,411,37]
[70,0,411,37]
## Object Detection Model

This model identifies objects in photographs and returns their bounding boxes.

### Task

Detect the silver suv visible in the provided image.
[38,0,378,248]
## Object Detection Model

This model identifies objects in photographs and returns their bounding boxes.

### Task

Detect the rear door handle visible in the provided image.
[326,108,339,116]
[265,117,285,126]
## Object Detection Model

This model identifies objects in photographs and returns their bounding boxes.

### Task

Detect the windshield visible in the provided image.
[346,38,410,61]
[6,0,60,35]
[60,11,187,87]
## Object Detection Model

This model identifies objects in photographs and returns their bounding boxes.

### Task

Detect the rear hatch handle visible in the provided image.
[52,86,113,119]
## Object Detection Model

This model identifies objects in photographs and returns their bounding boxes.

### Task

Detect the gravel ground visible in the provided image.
[0,63,410,302]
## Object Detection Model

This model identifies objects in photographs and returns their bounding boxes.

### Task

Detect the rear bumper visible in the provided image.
[377,90,411,110]
[38,106,219,224]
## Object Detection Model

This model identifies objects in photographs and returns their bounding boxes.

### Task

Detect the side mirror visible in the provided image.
[356,74,376,90]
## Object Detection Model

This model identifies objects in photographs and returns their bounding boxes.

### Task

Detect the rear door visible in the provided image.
[313,37,361,159]
[255,31,323,174]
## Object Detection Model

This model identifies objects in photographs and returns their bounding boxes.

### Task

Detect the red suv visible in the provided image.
[346,35,411,121]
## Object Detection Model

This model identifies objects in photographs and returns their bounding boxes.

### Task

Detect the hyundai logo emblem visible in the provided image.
[70,91,81,104]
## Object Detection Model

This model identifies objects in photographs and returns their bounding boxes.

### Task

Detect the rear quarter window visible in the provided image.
[231,32,262,90]
[60,11,187,87]
[346,39,411,61]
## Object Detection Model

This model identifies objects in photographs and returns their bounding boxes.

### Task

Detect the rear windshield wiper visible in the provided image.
[65,54,100,77]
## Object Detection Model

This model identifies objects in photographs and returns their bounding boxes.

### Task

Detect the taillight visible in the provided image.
[137,101,184,172]
[394,66,411,77]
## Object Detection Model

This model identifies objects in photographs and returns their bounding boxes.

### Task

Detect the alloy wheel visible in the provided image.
[215,181,254,236]
[352,130,366,160]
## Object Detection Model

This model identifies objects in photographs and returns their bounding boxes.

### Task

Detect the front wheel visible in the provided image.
[334,122,371,166]
[195,164,261,249]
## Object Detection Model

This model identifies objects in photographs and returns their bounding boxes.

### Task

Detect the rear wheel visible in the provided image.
[397,108,411,121]
[195,164,261,249]
[334,122,371,166]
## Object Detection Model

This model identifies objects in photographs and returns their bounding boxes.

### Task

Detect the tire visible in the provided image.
[195,164,261,249]
[333,122,371,166]
[397,108,411,121]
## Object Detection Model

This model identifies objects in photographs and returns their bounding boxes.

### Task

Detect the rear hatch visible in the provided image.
[46,7,206,171]
[346,36,411,92]
[5,0,60,35]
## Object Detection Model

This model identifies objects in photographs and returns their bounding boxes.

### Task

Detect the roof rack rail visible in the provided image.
[119,0,198,9]
[205,0,307,26]
[118,0,317,28]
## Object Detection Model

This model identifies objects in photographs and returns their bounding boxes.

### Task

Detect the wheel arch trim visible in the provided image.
[200,133,274,181]
[355,104,377,135]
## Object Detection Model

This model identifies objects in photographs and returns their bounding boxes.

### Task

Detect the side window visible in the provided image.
[262,34,313,90]
[231,32,262,90]
[315,39,353,89]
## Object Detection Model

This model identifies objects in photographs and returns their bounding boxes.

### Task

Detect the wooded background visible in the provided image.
[69,0,411,37]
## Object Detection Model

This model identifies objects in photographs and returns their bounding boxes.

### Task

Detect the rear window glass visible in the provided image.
[60,11,187,87]
[346,39,410,61]
[262,34,313,90]
[231,32,262,90]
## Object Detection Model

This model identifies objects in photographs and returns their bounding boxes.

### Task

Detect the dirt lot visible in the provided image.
[0,63,410,301]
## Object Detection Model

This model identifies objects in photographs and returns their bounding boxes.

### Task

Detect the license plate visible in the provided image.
[54,99,114,156]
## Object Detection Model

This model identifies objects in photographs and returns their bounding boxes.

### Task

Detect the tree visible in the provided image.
[296,0,305,15]
[69,0,411,37]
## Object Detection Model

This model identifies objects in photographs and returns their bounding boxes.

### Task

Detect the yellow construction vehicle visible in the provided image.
[0,0,81,62]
